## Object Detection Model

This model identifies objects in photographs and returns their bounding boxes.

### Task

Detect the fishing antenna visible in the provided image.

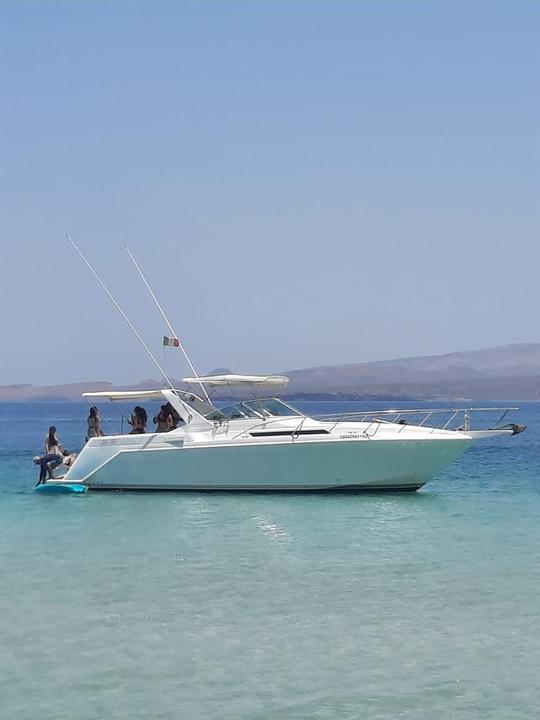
[125,245,211,403]
[66,234,187,408]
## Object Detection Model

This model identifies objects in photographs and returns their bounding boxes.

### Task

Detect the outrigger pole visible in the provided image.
[125,245,211,403]
[66,234,183,400]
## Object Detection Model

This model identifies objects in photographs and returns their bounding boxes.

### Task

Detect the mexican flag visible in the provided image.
[163,336,180,347]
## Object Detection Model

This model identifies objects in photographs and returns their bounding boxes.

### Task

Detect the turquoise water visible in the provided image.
[1,401,539,719]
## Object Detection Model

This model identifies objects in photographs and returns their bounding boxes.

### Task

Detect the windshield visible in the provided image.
[172,390,221,417]
[208,402,261,420]
[205,398,303,421]
[243,399,302,418]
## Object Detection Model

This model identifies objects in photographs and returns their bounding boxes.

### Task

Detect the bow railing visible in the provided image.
[316,407,518,434]
[224,406,520,441]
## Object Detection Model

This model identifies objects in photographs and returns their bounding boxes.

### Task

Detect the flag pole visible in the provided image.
[125,245,211,403]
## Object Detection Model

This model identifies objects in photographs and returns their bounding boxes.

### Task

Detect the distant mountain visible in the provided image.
[0,381,115,402]
[1,344,540,402]
[0,379,182,402]
[283,344,540,393]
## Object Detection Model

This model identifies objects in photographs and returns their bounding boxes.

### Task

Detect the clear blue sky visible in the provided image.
[1,1,538,385]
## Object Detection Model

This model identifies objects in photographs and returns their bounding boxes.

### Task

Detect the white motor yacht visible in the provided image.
[55,237,524,492]
[55,375,524,492]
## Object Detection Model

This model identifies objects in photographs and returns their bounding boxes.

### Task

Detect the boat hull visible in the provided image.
[64,436,472,492]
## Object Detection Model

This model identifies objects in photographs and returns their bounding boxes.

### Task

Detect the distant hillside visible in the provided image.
[283,344,540,393]
[0,381,115,402]
[1,344,540,402]
[282,374,540,403]
[280,343,540,401]
[0,379,181,402]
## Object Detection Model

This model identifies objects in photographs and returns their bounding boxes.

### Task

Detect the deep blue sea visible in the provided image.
[1,400,539,719]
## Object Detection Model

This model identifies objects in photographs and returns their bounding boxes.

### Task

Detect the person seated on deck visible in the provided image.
[153,405,174,433]
[45,426,63,458]
[128,406,147,434]
[86,406,104,442]
[43,426,64,473]
[61,450,77,470]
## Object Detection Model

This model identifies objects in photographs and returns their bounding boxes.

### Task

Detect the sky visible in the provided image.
[0,0,538,385]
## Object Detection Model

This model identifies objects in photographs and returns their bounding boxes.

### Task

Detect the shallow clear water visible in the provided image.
[1,401,539,719]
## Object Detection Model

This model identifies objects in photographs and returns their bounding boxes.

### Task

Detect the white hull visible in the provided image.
[62,433,472,492]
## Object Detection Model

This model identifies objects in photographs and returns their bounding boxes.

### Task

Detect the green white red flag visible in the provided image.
[163,336,180,347]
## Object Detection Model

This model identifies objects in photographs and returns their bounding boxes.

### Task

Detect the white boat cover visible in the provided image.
[82,390,169,402]
[182,374,289,388]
